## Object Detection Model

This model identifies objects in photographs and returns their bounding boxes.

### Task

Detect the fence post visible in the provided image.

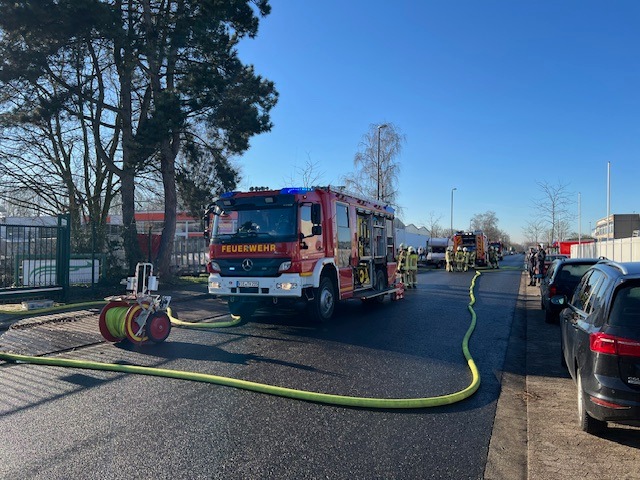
[91,220,96,290]
[57,214,71,301]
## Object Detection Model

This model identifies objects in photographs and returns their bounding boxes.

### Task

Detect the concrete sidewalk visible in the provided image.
[486,272,640,480]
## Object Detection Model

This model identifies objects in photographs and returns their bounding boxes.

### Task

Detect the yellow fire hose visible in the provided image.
[0,272,482,408]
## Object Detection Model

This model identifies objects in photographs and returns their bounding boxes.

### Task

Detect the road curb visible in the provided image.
[484,271,528,479]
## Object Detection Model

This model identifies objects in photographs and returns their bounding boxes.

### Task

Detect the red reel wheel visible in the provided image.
[98,301,130,342]
[124,303,150,344]
[146,312,171,343]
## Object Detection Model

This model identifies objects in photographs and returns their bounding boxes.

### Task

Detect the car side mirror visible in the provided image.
[550,295,567,308]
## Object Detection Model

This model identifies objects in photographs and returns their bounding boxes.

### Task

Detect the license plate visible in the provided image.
[237,281,259,288]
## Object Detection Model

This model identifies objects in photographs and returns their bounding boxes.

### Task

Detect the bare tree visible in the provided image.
[522,218,547,246]
[470,211,502,242]
[342,123,405,207]
[0,77,118,250]
[556,218,572,242]
[283,154,325,188]
[424,211,444,238]
[533,181,574,245]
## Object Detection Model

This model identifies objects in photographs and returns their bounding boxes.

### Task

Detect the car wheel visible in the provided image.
[577,368,606,435]
[309,276,335,322]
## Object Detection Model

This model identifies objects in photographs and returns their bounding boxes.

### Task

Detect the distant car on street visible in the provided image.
[540,258,600,323]
[556,260,640,434]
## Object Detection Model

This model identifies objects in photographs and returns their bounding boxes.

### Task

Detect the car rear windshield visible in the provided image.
[609,282,640,327]
[556,263,594,283]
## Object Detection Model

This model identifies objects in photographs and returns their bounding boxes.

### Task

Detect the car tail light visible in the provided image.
[589,396,631,410]
[590,332,640,357]
[548,284,557,297]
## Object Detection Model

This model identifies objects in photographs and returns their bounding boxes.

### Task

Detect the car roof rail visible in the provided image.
[596,258,628,275]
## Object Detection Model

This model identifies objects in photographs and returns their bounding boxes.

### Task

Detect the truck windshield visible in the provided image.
[211,206,297,243]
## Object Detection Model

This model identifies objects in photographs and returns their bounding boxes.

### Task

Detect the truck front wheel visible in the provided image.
[309,276,335,322]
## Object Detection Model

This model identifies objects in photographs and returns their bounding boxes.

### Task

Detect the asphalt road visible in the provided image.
[4,255,636,479]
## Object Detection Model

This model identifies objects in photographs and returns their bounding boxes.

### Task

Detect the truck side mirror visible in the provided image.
[312,225,322,236]
[311,204,321,224]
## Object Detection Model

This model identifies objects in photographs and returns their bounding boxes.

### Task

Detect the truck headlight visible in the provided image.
[278,261,292,272]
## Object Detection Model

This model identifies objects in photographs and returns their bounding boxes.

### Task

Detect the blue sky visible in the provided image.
[235,1,640,244]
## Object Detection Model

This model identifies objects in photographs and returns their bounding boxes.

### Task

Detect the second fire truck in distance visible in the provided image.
[453,230,489,267]
[204,186,402,322]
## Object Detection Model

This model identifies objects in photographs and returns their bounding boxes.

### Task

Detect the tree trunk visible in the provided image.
[155,145,178,279]
[121,170,141,272]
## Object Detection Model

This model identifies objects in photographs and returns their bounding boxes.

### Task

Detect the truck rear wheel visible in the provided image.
[309,276,335,322]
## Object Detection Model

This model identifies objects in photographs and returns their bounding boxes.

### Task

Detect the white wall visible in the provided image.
[571,237,640,262]
[395,227,429,249]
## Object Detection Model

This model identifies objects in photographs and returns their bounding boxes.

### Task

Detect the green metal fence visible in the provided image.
[0,215,70,302]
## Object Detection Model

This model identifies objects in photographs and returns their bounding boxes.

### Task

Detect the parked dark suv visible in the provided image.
[540,257,600,324]
[557,260,640,434]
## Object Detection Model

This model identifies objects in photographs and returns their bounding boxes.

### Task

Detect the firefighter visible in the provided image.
[488,246,496,269]
[535,244,546,284]
[455,246,465,272]
[469,248,476,270]
[445,246,454,272]
[492,246,500,269]
[407,246,418,288]
[397,243,408,285]
[527,247,537,286]
[462,247,470,272]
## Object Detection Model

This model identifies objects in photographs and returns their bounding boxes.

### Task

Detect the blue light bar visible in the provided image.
[280,187,313,195]
[219,191,239,199]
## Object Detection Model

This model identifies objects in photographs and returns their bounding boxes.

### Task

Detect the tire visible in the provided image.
[146,312,171,343]
[309,276,335,322]
[577,368,606,435]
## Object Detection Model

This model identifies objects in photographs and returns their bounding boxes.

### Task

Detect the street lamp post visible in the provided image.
[376,124,388,201]
[450,187,457,236]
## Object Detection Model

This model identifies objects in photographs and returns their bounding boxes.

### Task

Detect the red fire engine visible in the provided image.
[204,186,403,321]
[453,230,489,267]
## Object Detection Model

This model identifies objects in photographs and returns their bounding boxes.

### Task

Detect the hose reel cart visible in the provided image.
[98,263,172,345]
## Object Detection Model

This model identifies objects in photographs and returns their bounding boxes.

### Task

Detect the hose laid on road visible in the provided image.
[0,300,107,316]
[0,272,482,409]
[167,308,242,328]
